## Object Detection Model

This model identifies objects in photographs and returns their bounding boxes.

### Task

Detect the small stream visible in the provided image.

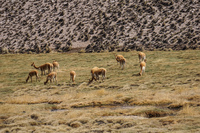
[51,105,138,112]
[51,104,177,119]
[51,105,148,120]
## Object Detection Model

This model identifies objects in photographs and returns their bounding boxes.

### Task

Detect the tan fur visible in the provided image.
[119,57,126,70]
[70,71,76,82]
[52,61,59,71]
[113,53,124,64]
[138,52,146,62]
[139,61,146,76]
[31,62,52,75]
[26,70,39,83]
[44,72,57,85]
[113,53,126,69]
[48,63,53,72]
[89,67,106,83]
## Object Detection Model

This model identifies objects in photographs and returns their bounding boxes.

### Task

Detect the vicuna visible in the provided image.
[52,61,59,71]
[31,62,52,75]
[139,61,146,76]
[138,52,146,62]
[113,53,124,64]
[70,71,76,82]
[89,67,106,84]
[26,70,39,83]
[44,72,57,85]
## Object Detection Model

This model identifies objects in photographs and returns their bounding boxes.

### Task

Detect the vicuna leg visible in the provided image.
[26,76,29,83]
[101,74,104,81]
[120,62,124,70]
[55,76,57,84]
[36,74,39,82]
[92,73,97,81]
[71,75,75,82]
[73,75,75,82]
[102,71,106,81]
[96,74,100,80]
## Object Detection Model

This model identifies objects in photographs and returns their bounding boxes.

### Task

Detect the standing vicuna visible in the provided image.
[88,67,106,84]
[139,61,146,76]
[52,61,59,71]
[119,57,126,70]
[31,62,52,75]
[44,72,57,85]
[138,52,146,62]
[26,70,39,83]
[70,71,76,82]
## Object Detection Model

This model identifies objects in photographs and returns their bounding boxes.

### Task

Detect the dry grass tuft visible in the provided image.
[132,107,173,118]
[5,95,63,104]
[159,119,177,126]
[70,121,82,128]
[95,89,108,97]
[6,95,48,104]
[178,104,199,116]
[67,110,84,119]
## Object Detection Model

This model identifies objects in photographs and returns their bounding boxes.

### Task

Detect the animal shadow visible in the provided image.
[132,73,140,76]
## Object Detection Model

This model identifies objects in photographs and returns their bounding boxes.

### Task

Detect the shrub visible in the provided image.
[78,49,86,53]
[45,46,52,53]
[70,121,82,128]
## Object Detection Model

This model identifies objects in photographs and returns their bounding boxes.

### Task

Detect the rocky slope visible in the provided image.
[0,0,199,53]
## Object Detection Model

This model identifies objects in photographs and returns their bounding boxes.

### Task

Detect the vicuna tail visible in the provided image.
[142,66,145,73]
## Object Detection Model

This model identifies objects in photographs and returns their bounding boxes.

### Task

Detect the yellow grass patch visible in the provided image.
[6,95,62,104]
[178,104,199,116]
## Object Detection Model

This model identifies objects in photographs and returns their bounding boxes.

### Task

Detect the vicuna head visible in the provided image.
[31,62,35,66]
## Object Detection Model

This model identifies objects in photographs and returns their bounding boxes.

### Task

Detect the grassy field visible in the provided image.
[0,50,200,133]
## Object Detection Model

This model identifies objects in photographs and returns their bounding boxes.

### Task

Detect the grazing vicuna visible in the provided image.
[139,61,146,76]
[70,71,76,82]
[138,52,146,63]
[52,61,59,71]
[26,70,39,83]
[89,67,106,84]
[31,62,52,75]
[44,72,57,85]
[113,53,124,64]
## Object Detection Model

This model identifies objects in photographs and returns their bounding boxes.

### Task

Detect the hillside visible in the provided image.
[0,0,199,53]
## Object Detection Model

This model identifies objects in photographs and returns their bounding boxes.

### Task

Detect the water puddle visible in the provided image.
[51,105,138,112]
[51,105,175,118]
[102,116,147,119]
[51,109,69,112]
